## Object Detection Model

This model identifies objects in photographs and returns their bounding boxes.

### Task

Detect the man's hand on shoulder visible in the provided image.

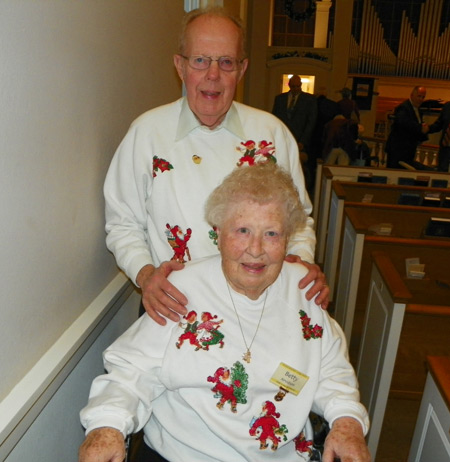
[285,254,330,310]
[137,262,188,325]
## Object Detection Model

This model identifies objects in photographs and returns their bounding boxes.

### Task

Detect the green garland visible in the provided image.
[271,50,328,62]
[284,0,317,23]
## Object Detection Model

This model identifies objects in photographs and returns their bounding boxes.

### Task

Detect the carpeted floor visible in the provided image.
[375,396,421,462]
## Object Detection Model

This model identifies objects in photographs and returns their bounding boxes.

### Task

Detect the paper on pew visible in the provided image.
[405,257,425,279]
[368,222,393,235]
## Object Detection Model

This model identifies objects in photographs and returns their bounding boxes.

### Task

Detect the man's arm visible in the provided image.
[275,122,329,308]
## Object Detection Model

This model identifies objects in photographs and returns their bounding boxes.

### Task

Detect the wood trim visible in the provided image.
[406,305,450,316]
[427,356,450,412]
[365,235,450,248]
[371,251,412,302]
[336,180,450,194]
[345,201,447,213]
[344,207,366,232]
[323,167,333,179]
[332,180,346,198]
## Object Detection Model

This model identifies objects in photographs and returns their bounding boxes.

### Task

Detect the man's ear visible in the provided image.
[173,54,185,81]
[237,58,249,82]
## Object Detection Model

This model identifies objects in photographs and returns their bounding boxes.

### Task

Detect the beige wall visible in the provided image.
[0,0,184,402]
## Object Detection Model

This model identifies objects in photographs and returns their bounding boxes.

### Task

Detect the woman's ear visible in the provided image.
[216,227,221,250]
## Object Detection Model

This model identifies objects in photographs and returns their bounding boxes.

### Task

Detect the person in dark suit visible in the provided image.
[308,87,339,185]
[272,75,317,189]
[385,86,428,169]
[427,101,450,172]
[272,75,318,155]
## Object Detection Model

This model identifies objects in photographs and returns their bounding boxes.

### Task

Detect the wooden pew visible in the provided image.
[323,181,450,301]
[313,162,450,264]
[408,356,450,461]
[332,203,450,356]
[356,251,450,460]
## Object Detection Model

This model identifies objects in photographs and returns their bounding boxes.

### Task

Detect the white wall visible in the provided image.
[3,278,141,462]
[0,0,183,410]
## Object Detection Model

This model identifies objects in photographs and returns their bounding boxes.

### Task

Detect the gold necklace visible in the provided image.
[226,282,268,363]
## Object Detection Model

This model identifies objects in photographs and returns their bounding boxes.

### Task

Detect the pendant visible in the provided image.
[243,350,252,363]
[274,387,289,402]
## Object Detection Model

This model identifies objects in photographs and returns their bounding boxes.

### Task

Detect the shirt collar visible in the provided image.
[175,97,246,141]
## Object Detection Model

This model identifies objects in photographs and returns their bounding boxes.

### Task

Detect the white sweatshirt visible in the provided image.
[81,258,369,462]
[104,98,316,284]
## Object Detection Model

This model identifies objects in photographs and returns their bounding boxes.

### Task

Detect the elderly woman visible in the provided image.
[79,163,370,462]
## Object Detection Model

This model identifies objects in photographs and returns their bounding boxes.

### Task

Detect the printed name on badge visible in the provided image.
[270,362,309,400]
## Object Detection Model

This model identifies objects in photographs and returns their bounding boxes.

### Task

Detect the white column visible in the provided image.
[314,0,333,48]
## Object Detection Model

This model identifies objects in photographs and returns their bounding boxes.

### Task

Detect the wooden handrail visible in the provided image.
[427,356,450,411]
[364,235,450,248]
[371,251,412,302]
[406,304,450,316]
[333,179,450,194]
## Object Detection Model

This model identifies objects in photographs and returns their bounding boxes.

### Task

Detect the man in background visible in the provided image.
[337,87,360,122]
[272,75,317,187]
[272,75,317,155]
[427,101,450,172]
[385,86,429,169]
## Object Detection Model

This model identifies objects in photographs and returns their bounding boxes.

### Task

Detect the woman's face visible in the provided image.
[218,200,288,300]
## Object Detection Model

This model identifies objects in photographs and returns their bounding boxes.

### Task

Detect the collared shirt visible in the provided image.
[175,97,246,141]
[104,97,316,284]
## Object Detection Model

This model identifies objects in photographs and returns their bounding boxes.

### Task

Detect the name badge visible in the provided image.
[270,362,309,400]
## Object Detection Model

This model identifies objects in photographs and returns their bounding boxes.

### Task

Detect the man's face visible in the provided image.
[288,76,302,96]
[411,87,426,108]
[174,15,248,129]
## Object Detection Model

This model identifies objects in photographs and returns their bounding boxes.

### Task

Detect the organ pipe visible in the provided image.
[350,0,450,80]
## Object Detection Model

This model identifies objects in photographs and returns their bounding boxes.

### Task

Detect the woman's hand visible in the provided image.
[79,427,126,462]
[323,417,371,462]
[285,254,330,309]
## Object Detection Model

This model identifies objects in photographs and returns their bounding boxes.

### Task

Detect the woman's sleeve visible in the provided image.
[80,316,171,437]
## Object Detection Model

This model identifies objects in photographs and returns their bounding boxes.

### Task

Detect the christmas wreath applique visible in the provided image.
[299,310,323,340]
[152,155,173,177]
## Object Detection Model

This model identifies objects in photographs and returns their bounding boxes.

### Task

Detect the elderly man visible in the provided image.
[385,86,429,169]
[80,163,370,462]
[104,6,329,326]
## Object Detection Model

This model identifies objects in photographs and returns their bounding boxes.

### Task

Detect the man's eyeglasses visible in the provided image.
[181,55,243,72]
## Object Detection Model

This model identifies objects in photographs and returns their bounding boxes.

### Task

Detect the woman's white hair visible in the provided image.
[204,162,306,236]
